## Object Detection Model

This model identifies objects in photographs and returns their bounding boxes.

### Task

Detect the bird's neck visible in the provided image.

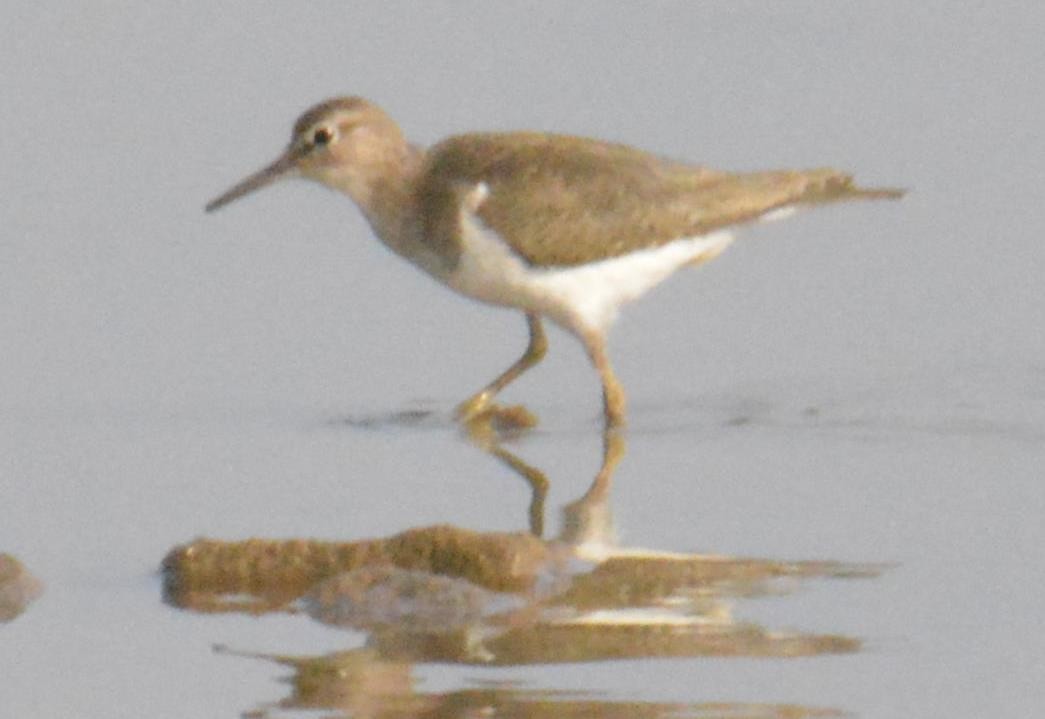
[362,143,424,241]
[338,143,440,270]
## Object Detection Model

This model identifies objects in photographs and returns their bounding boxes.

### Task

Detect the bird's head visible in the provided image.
[206,96,409,213]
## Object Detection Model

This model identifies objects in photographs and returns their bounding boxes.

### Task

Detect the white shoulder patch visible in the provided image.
[463,181,490,211]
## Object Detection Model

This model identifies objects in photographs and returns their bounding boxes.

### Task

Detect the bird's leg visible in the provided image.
[581,330,627,429]
[455,313,548,422]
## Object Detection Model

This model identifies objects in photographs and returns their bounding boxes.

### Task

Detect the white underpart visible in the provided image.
[759,205,798,223]
[446,182,735,337]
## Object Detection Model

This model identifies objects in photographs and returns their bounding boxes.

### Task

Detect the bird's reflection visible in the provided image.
[162,407,882,718]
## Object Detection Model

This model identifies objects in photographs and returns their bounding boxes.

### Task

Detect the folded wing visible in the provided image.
[418,132,903,268]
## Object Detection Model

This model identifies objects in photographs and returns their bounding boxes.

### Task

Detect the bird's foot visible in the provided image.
[457,393,538,442]
[454,391,495,423]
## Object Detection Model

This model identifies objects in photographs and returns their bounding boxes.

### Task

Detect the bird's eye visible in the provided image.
[312,127,334,147]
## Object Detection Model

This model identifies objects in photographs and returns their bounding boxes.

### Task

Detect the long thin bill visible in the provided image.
[205,147,304,213]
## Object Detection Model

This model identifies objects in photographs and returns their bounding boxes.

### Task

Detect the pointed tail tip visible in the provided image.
[807,171,907,205]
[862,185,907,200]
[827,173,907,202]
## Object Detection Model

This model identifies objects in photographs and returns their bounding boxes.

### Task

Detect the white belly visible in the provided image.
[446,205,733,336]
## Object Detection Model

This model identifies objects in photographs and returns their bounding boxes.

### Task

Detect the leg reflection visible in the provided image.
[462,415,626,544]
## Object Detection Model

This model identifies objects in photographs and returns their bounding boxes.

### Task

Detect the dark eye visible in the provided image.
[312,127,334,146]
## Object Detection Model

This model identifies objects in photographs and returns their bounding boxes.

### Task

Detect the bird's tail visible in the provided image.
[796,169,906,205]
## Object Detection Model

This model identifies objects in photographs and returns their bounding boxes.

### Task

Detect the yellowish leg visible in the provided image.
[455,312,548,421]
[582,330,627,429]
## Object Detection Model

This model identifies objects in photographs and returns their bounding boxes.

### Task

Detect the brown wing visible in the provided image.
[417,132,903,268]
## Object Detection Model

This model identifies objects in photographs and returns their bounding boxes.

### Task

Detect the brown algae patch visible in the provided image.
[162,525,548,613]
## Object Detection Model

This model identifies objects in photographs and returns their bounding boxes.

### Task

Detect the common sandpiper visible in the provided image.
[206,97,902,430]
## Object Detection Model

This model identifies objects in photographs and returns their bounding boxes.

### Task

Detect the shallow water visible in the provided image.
[4,371,1042,717]
[3,3,1045,717]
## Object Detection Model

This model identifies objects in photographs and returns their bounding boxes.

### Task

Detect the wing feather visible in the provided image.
[417,133,902,268]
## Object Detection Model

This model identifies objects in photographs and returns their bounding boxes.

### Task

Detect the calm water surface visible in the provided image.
[3,3,1044,717]
[4,372,1041,717]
